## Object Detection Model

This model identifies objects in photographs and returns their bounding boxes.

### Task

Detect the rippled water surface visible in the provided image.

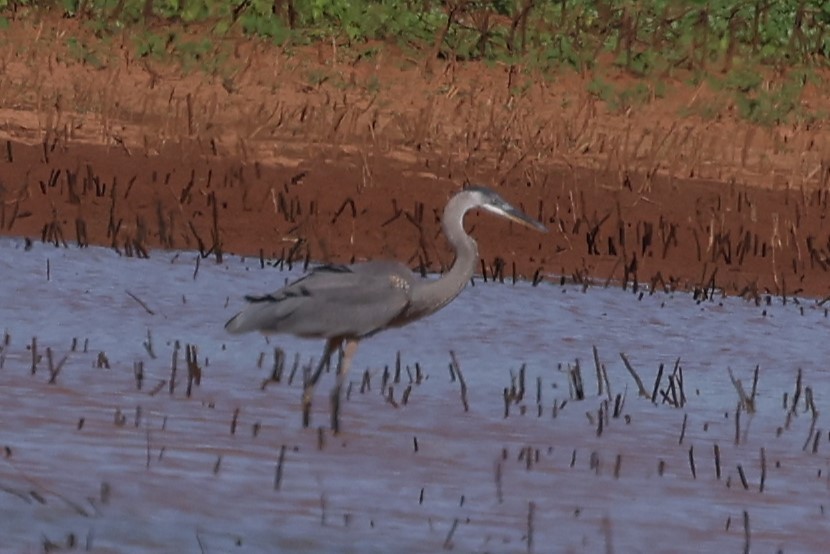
[1,238,828,553]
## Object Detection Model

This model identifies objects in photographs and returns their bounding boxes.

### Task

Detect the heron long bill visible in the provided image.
[483,202,548,233]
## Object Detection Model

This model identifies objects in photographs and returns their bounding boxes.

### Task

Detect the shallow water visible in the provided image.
[0,237,828,553]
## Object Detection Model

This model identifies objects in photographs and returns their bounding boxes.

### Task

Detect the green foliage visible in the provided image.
[618,82,651,110]
[8,0,826,71]
[4,0,828,125]
[718,66,764,93]
[240,13,292,44]
[65,36,105,68]
[587,77,653,114]
[586,77,616,105]
[734,78,802,126]
[683,67,810,125]
[174,37,215,71]
[133,30,169,58]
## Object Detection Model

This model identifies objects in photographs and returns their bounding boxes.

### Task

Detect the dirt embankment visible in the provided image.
[1,16,830,299]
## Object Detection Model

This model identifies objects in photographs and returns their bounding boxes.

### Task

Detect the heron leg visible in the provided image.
[309,338,342,388]
[330,339,359,434]
[302,338,342,428]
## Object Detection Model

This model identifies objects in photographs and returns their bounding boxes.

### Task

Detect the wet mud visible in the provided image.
[3,137,830,300]
[0,17,829,298]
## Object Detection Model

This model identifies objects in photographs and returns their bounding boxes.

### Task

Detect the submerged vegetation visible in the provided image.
[0,0,828,123]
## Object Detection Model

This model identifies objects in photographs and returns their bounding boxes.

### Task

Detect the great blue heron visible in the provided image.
[225,185,547,431]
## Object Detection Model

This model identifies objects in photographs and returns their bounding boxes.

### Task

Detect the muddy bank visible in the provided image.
[0,17,828,298]
[1,138,829,299]
[1,15,828,193]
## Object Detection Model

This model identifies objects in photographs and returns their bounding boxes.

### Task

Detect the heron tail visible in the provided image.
[224,296,293,335]
[224,311,254,334]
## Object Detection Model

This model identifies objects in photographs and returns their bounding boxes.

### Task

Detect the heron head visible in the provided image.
[464,184,548,233]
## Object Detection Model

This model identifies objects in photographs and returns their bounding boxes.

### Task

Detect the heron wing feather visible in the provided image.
[224,261,414,338]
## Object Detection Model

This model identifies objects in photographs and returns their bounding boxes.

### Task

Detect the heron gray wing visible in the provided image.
[248,261,411,294]
[225,261,414,338]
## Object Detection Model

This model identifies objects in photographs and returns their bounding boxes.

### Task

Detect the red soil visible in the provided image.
[1,14,830,298]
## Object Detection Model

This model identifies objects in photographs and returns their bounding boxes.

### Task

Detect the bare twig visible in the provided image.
[449,351,469,412]
[619,352,650,398]
[125,290,155,315]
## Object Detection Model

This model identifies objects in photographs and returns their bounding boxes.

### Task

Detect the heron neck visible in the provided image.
[414,194,478,314]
